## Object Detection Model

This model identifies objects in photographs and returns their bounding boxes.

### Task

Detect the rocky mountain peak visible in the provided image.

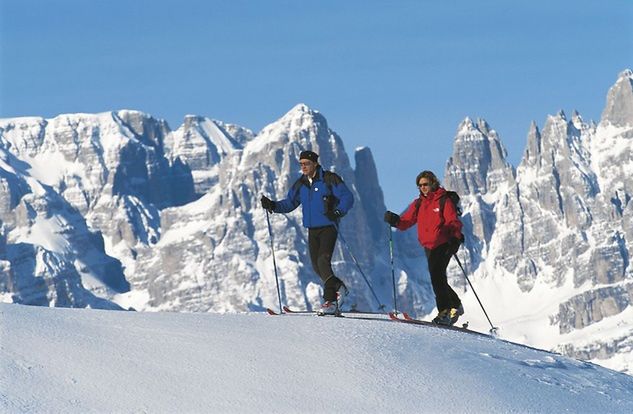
[522,121,542,166]
[445,116,514,196]
[601,68,633,127]
[114,110,171,150]
[285,103,315,117]
[353,147,387,243]
[457,116,476,134]
[477,118,491,134]
[269,103,325,135]
[556,109,567,121]
[241,104,351,189]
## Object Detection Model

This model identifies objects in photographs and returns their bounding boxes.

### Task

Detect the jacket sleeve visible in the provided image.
[274,180,301,213]
[442,197,463,238]
[332,180,354,214]
[396,200,419,231]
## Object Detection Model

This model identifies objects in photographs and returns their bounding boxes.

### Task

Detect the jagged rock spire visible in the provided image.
[601,69,633,127]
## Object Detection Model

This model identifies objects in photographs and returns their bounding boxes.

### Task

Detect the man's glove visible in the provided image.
[261,196,275,212]
[325,209,343,221]
[446,235,464,256]
[384,211,400,227]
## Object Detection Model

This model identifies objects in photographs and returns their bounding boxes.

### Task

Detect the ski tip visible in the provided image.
[402,312,413,321]
[266,308,278,316]
[282,305,291,313]
[388,312,399,320]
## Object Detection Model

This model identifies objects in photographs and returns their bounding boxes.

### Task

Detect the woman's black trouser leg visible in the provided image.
[425,243,461,311]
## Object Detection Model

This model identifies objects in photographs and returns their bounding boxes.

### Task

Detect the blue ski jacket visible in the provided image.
[274,166,354,228]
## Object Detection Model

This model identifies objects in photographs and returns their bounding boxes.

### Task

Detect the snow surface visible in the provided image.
[2,303,633,413]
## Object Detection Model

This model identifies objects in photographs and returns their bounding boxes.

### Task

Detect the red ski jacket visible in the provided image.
[397,187,463,250]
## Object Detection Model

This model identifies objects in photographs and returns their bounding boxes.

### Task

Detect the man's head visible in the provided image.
[299,150,319,177]
[415,170,440,196]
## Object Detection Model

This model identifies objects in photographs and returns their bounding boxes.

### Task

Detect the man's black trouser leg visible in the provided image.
[308,226,342,302]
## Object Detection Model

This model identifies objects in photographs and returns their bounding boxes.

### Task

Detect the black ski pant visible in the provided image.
[308,225,343,302]
[425,242,462,312]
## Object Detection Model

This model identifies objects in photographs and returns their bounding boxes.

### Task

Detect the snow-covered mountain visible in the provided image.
[3,303,633,413]
[443,69,633,374]
[0,110,196,307]
[0,70,631,374]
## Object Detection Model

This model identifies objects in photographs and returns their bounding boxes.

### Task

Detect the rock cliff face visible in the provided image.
[0,70,631,374]
[164,115,254,194]
[0,110,201,308]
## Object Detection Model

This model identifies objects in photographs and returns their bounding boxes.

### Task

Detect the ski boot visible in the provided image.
[317,300,341,316]
[336,283,349,309]
[432,309,451,325]
[448,305,464,326]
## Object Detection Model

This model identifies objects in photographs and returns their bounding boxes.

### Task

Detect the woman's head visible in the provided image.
[415,170,440,195]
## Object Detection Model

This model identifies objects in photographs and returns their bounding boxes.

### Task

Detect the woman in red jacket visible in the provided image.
[384,170,464,326]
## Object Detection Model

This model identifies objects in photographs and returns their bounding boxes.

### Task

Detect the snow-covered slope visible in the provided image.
[2,303,633,413]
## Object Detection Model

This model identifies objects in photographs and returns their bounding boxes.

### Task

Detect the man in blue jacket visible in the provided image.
[261,150,354,315]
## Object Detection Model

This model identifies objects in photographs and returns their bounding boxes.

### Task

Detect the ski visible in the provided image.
[267,306,325,316]
[401,312,414,321]
[387,312,489,337]
[265,306,310,315]
[283,306,343,317]
[280,306,394,322]
[265,307,314,316]
[401,311,469,328]
[269,307,487,335]
[282,305,312,314]
[346,309,392,316]
[283,305,389,316]
[267,306,324,316]
[266,307,316,315]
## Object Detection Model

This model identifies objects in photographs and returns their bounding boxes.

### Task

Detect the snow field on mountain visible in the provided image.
[2,303,633,413]
[452,260,633,374]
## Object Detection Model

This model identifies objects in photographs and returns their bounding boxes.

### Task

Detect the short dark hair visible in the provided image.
[415,170,440,191]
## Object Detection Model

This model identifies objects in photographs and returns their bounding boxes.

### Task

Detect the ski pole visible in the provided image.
[453,254,498,334]
[265,208,283,315]
[333,222,385,310]
[387,224,398,314]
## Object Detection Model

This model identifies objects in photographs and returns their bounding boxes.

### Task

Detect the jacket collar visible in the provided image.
[421,187,446,201]
[301,166,323,186]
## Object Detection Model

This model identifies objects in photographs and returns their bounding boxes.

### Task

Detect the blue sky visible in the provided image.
[1,0,631,210]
